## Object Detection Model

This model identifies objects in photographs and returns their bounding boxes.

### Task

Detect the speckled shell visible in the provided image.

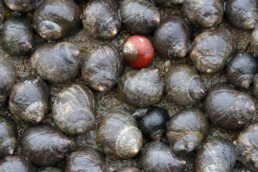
[254,74,258,99]
[152,0,183,7]
[31,42,80,83]
[53,84,96,135]
[0,155,34,172]
[0,17,34,56]
[82,0,121,39]
[97,110,143,159]
[4,0,39,12]
[196,138,237,172]
[166,108,210,155]
[120,0,160,35]
[226,0,257,30]
[140,141,186,172]
[33,0,82,40]
[9,76,49,123]
[252,26,258,56]
[38,167,62,172]
[190,28,237,74]
[82,44,123,92]
[21,125,71,166]
[204,83,256,130]
[118,166,141,172]
[165,64,205,106]
[153,16,192,59]
[235,123,258,171]
[0,0,6,25]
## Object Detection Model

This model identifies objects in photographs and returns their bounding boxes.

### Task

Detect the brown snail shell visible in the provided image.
[0,155,34,172]
[152,0,183,7]
[252,26,258,56]
[4,0,39,12]
[0,0,6,25]
[38,167,62,172]
[82,44,123,92]
[254,74,258,99]
[118,166,141,172]
[53,84,96,135]
[97,109,143,159]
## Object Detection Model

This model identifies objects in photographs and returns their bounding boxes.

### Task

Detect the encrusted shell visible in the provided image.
[0,155,34,172]
[4,0,39,12]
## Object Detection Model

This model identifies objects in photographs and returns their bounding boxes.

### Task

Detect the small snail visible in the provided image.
[226,0,257,30]
[21,125,71,166]
[0,155,34,172]
[154,15,192,59]
[0,0,6,25]
[252,26,258,56]
[166,108,210,155]
[117,68,164,107]
[196,138,237,172]
[33,0,82,40]
[254,74,258,99]
[4,0,39,12]
[37,167,62,172]
[82,0,121,39]
[190,28,237,74]
[140,141,186,172]
[204,83,256,130]
[152,0,183,7]
[118,166,141,172]
[122,35,155,69]
[165,64,205,106]
[226,52,257,89]
[31,42,80,83]
[82,44,123,92]
[0,17,34,56]
[53,84,96,135]
[120,0,160,35]
[97,110,143,159]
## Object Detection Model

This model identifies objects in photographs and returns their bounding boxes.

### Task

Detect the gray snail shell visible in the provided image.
[0,17,34,56]
[120,0,160,35]
[153,15,192,59]
[183,0,224,28]
[226,52,257,89]
[82,44,123,92]
[0,59,17,108]
[38,167,62,172]
[0,117,16,158]
[195,138,237,172]
[118,166,141,172]
[152,0,183,7]
[97,109,143,159]
[21,125,71,166]
[31,42,80,84]
[4,0,39,12]
[165,63,205,106]
[33,0,82,40]
[226,0,257,30]
[9,76,49,123]
[0,0,6,25]
[204,83,256,130]
[254,74,258,99]
[82,0,121,39]
[140,141,186,172]
[190,27,237,74]
[252,26,258,56]
[65,147,108,172]
[53,84,96,135]
[166,108,210,155]
[0,155,34,172]
[235,123,258,171]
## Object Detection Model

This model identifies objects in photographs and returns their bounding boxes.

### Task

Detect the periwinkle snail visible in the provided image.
[196,138,237,172]
[205,83,256,130]
[154,16,192,59]
[120,0,160,35]
[165,64,205,106]
[4,0,39,12]
[252,26,258,56]
[21,125,71,166]
[33,0,82,40]
[97,110,143,159]
[31,42,80,83]
[118,166,141,172]
[53,84,96,135]
[0,155,34,172]
[82,0,121,39]
[117,68,164,107]
[140,141,186,172]
[82,44,123,92]
[152,0,183,7]
[0,0,6,25]
[254,74,258,99]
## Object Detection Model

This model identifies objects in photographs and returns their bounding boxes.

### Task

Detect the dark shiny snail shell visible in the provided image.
[21,125,71,166]
[152,0,183,7]
[226,52,257,89]
[82,0,121,39]
[118,166,141,172]
[190,27,237,74]
[97,110,143,159]
[0,155,34,172]
[0,0,6,25]
[0,17,34,56]
[254,74,258,99]
[31,42,80,83]
[33,0,82,40]
[120,0,160,35]
[204,83,256,130]
[166,108,210,155]
[140,141,186,172]
[154,16,192,59]
[37,167,62,172]
[9,76,49,123]
[196,138,237,172]
[165,64,205,106]
[252,26,258,56]
[53,84,96,135]
[4,0,39,12]
[82,44,123,92]
[117,68,164,107]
